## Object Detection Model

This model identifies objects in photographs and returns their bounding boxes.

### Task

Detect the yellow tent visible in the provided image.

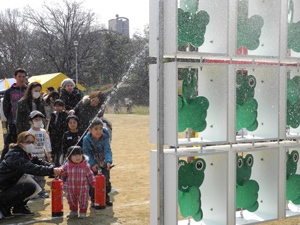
[28,73,86,93]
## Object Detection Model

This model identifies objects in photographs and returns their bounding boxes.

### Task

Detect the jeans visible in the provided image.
[0,183,36,209]
[89,168,111,202]
[51,151,62,167]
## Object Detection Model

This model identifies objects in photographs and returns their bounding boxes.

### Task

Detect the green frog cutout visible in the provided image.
[236,154,259,212]
[287,76,300,128]
[236,71,258,132]
[288,0,300,52]
[237,0,264,51]
[178,158,206,222]
[178,70,209,132]
[178,0,210,47]
[286,150,300,204]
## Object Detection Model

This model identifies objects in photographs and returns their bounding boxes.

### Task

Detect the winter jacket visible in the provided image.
[16,97,45,135]
[74,96,105,132]
[3,83,27,124]
[60,89,82,111]
[82,128,112,168]
[60,155,96,194]
[62,130,83,156]
[44,102,54,119]
[0,145,54,193]
[48,110,68,152]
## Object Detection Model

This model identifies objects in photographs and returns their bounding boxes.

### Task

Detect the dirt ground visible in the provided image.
[1,114,300,225]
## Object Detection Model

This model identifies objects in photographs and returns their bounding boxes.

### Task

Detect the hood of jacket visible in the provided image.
[82,95,90,105]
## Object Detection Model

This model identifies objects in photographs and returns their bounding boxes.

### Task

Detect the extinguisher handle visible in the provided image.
[97,166,102,174]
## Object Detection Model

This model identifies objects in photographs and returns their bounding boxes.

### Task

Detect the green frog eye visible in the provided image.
[196,160,203,170]
[178,160,187,170]
[237,158,243,168]
[249,77,255,87]
[192,158,206,174]
[247,156,253,167]
[187,73,192,83]
[292,150,299,163]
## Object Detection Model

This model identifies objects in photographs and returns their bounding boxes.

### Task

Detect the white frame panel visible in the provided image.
[285,146,300,218]
[285,67,300,138]
[234,65,280,142]
[236,0,281,58]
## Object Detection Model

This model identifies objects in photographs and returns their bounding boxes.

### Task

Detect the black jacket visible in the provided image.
[61,130,83,156]
[16,97,45,135]
[48,110,68,151]
[60,89,82,111]
[0,145,54,193]
[74,96,105,132]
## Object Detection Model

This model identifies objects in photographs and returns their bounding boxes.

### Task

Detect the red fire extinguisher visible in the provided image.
[94,169,106,209]
[51,177,63,217]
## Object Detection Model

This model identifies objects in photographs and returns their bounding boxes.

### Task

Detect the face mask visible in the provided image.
[32,92,41,99]
[22,143,35,154]
[33,120,43,128]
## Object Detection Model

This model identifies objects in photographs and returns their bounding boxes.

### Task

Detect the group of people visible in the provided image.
[0,68,113,219]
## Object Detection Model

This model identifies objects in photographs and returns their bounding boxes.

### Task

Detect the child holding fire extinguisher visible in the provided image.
[82,117,113,207]
[59,146,96,219]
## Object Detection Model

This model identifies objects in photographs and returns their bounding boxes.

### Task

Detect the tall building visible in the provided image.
[109,14,130,37]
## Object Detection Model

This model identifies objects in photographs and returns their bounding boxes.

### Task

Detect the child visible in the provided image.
[82,117,113,207]
[61,115,83,188]
[62,115,83,157]
[48,99,68,167]
[59,146,96,219]
[59,78,82,111]
[27,110,52,198]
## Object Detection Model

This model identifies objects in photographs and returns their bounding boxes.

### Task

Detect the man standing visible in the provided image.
[0,68,27,160]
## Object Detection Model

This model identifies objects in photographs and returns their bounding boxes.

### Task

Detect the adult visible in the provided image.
[43,86,54,101]
[44,91,59,122]
[69,91,106,133]
[59,78,82,111]
[1,68,27,161]
[16,82,45,135]
[0,131,60,218]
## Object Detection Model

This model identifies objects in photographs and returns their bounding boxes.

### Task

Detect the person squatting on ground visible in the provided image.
[16,81,45,135]
[48,99,68,167]
[27,110,52,198]
[82,118,113,207]
[0,131,60,219]
[1,68,27,160]
[59,78,82,111]
[69,91,106,133]
[58,146,96,219]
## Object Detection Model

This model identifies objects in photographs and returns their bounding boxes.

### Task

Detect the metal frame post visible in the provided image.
[157,0,165,224]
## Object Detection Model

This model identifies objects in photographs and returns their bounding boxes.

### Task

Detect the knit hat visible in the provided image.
[61,78,75,88]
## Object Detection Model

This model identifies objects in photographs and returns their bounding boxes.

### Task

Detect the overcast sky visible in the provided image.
[1,0,149,37]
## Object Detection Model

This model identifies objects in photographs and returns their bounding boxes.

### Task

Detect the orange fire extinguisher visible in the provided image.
[51,177,63,217]
[94,169,106,209]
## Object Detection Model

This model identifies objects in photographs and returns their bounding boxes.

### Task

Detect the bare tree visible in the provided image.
[0,9,32,77]
[24,0,103,82]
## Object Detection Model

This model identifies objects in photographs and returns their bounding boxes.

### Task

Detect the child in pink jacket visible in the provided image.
[59,146,95,219]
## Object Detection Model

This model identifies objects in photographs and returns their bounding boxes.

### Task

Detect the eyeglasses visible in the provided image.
[25,141,34,144]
